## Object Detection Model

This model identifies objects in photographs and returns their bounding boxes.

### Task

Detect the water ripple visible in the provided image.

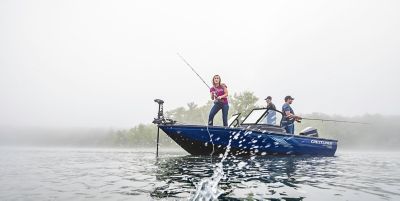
[0,147,399,200]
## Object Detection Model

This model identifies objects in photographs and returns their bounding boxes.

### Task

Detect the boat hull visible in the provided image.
[159,125,337,157]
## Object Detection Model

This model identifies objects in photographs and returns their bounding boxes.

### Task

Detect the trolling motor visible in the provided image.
[152,99,176,125]
[152,99,175,158]
[153,99,164,158]
[152,99,165,125]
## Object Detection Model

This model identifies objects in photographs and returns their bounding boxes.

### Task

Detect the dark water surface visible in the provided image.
[0,147,399,200]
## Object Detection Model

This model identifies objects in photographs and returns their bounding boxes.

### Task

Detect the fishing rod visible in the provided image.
[301,117,369,124]
[177,53,211,90]
[177,53,218,156]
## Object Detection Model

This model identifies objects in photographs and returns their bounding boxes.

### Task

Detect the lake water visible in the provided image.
[0,147,399,201]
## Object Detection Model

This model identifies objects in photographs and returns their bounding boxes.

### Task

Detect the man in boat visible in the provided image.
[261,96,277,125]
[281,95,302,134]
[265,96,276,110]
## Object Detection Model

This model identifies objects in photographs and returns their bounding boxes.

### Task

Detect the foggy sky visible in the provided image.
[1,0,399,128]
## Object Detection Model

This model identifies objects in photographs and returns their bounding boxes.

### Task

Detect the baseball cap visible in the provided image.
[284,95,294,101]
[264,96,272,100]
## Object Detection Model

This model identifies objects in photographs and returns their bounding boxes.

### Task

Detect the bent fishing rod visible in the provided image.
[177,53,211,90]
[301,117,369,125]
[177,53,223,106]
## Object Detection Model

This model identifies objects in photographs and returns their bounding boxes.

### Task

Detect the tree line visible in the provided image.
[2,91,397,150]
[108,91,400,150]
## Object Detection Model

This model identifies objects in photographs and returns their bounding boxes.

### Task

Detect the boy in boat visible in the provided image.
[281,95,302,134]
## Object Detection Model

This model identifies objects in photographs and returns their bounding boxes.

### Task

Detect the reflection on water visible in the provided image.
[0,147,159,201]
[0,147,400,201]
[154,155,329,200]
[154,152,400,200]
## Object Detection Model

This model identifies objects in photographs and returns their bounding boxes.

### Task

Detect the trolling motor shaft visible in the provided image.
[152,99,175,158]
[153,99,164,158]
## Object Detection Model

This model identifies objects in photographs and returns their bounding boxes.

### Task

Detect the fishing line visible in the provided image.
[200,107,216,158]
[301,117,369,124]
[177,53,216,157]
[177,53,211,90]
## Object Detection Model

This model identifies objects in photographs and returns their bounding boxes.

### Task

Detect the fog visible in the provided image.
[1,0,399,135]
[0,126,113,147]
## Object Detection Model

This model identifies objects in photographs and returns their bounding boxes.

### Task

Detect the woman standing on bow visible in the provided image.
[208,75,229,126]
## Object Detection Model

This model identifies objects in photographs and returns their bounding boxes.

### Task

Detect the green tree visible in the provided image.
[230,91,259,117]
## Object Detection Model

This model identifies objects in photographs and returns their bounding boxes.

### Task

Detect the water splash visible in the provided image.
[189,163,224,201]
[190,135,234,201]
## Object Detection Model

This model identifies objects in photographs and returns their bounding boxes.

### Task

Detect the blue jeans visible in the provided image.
[208,102,229,126]
[282,123,294,134]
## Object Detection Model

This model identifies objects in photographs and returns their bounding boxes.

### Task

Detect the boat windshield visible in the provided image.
[242,108,268,124]
[259,109,283,126]
[241,108,283,126]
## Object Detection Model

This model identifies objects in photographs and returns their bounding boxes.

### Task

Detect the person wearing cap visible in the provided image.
[265,96,276,110]
[281,95,302,134]
[261,96,277,125]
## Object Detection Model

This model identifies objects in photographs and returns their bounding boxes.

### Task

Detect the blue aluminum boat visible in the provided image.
[153,99,338,157]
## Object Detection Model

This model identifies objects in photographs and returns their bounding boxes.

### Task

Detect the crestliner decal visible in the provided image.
[310,140,333,145]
